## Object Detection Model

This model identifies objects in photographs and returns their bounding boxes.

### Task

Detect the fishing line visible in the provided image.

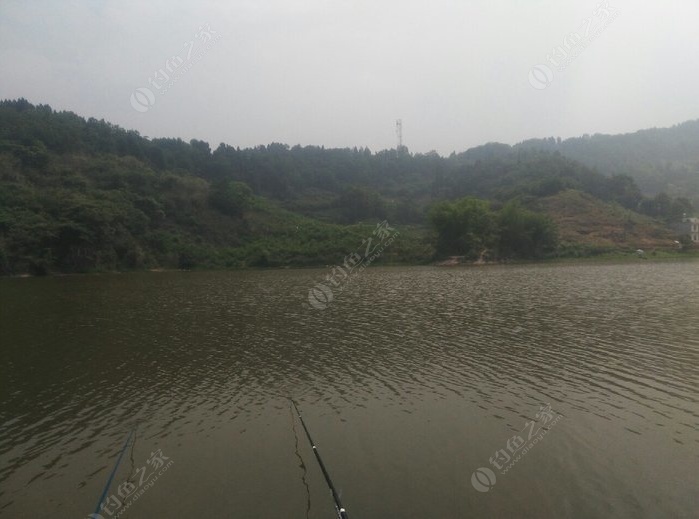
[125,422,139,484]
[291,399,350,519]
[290,401,312,519]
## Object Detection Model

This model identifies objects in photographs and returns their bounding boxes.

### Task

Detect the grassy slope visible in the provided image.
[217,200,434,268]
[534,190,676,253]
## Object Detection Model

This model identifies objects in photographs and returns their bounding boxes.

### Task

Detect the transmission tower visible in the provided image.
[396,119,403,151]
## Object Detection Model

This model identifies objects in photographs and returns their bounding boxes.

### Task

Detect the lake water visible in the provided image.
[1,262,698,518]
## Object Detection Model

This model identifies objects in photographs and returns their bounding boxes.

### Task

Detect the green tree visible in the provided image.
[209,180,253,218]
[497,202,557,258]
[607,174,642,209]
[428,197,497,257]
[335,186,387,223]
[668,197,694,222]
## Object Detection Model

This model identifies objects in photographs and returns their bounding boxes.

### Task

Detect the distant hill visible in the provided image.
[0,99,694,274]
[519,121,699,200]
[459,120,699,203]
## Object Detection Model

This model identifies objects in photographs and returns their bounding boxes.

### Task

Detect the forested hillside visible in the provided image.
[456,121,699,202]
[0,99,694,274]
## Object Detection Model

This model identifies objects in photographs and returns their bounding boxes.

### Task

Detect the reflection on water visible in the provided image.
[1,262,698,518]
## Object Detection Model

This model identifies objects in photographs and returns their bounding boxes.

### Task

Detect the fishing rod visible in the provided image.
[92,426,136,517]
[291,400,350,519]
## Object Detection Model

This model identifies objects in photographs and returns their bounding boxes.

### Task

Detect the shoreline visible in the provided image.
[2,250,698,278]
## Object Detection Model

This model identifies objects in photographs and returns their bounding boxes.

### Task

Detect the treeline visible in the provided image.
[2,99,694,226]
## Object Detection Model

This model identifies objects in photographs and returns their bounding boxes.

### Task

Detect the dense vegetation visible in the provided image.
[461,121,699,204]
[0,99,695,275]
[429,199,556,259]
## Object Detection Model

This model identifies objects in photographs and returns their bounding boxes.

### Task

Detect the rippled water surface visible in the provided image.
[1,262,698,518]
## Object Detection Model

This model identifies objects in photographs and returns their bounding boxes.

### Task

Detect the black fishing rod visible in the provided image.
[90,404,148,517]
[92,426,136,517]
[291,400,350,519]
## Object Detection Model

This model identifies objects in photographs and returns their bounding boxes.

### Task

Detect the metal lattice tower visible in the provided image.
[396,119,403,150]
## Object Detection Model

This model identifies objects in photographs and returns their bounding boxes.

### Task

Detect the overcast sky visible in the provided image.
[1,0,697,155]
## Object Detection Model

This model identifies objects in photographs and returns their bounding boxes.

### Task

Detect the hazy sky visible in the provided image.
[1,0,697,155]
